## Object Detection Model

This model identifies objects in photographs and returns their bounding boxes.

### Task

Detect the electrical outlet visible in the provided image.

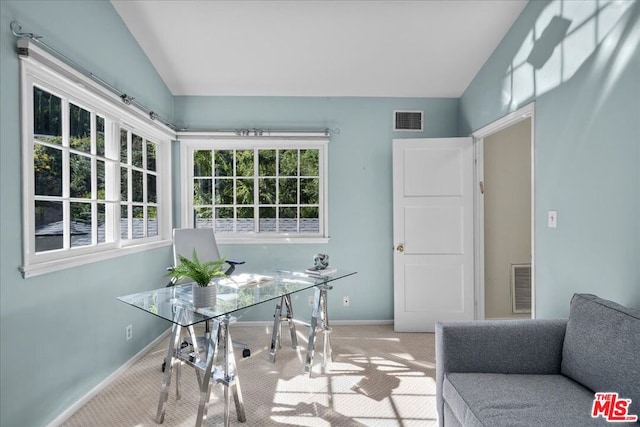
[308,296,314,307]
[343,296,350,307]
[125,324,133,341]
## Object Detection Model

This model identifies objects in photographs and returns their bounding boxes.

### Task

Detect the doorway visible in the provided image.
[472,103,535,320]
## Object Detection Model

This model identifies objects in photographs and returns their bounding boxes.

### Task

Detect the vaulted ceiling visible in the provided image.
[112,0,528,98]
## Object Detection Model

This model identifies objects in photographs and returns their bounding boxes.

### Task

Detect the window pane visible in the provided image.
[259,207,276,232]
[300,178,319,204]
[279,149,298,176]
[300,149,319,176]
[258,178,276,204]
[35,200,63,252]
[120,205,129,239]
[70,202,92,248]
[236,178,254,204]
[258,150,276,176]
[96,116,105,157]
[279,178,297,204]
[132,206,144,239]
[34,144,62,196]
[147,174,157,203]
[146,141,156,171]
[97,160,105,200]
[97,203,106,243]
[278,207,298,233]
[194,207,213,228]
[194,150,212,177]
[236,150,254,176]
[120,130,128,163]
[120,167,128,201]
[132,170,143,202]
[215,150,233,177]
[69,103,91,152]
[301,207,320,233]
[215,207,233,233]
[237,207,254,233]
[33,87,61,145]
[147,206,158,237]
[70,153,91,198]
[215,178,233,204]
[132,134,143,168]
[194,178,212,205]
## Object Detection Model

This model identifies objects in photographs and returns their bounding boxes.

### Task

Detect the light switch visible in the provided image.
[548,210,558,228]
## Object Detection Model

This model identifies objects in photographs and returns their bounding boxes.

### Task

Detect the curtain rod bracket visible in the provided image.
[10,21,42,40]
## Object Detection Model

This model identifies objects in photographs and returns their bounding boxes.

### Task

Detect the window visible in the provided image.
[20,46,172,277]
[181,138,329,243]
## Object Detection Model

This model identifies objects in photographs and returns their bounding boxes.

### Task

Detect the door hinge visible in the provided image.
[479,181,485,194]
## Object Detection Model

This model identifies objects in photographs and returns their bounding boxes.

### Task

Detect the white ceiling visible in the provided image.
[111,0,527,98]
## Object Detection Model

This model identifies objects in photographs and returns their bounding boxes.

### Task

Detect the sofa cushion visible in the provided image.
[561,293,640,417]
[443,373,617,426]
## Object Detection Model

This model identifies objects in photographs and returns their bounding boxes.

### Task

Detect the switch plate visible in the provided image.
[548,210,558,228]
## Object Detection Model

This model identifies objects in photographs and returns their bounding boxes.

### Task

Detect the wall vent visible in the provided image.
[511,264,532,313]
[394,110,423,131]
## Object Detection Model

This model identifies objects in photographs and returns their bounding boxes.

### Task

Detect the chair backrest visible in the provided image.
[172,228,222,266]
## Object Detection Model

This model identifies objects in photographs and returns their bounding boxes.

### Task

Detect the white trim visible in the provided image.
[18,39,174,140]
[45,328,172,427]
[471,102,536,320]
[19,51,173,277]
[179,138,329,242]
[20,240,171,278]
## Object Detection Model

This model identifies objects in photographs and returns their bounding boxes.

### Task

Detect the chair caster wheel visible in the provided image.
[242,348,251,358]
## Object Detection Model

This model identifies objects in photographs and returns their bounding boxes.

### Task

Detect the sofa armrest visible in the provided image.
[435,319,567,427]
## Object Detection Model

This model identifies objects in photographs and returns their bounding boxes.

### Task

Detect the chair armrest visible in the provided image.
[224,259,245,275]
[435,319,567,427]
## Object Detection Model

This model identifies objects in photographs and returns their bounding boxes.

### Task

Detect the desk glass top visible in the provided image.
[117,270,356,327]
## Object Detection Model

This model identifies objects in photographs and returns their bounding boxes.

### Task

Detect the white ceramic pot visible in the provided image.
[192,283,217,308]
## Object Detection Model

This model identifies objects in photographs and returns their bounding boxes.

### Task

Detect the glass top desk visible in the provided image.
[118,269,356,427]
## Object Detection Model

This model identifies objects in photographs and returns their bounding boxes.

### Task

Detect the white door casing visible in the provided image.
[392,138,474,332]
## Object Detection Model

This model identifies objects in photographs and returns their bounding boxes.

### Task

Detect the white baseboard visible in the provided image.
[232,319,393,327]
[46,328,172,427]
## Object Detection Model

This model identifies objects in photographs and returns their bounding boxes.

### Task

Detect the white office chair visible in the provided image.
[168,228,245,285]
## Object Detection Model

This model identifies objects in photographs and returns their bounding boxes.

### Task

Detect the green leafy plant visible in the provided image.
[166,249,227,287]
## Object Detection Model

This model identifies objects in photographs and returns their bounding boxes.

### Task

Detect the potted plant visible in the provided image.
[166,249,227,308]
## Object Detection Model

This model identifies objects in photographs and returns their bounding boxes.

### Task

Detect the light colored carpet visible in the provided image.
[62,324,437,426]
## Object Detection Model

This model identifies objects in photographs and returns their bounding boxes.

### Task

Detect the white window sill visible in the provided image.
[216,236,330,245]
[20,240,172,278]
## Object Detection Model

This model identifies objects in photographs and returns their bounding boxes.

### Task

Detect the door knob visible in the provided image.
[396,244,404,253]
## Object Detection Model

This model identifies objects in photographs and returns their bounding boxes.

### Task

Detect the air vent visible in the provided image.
[394,110,423,131]
[511,264,531,313]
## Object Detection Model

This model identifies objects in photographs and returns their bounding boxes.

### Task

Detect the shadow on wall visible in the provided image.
[502,0,637,112]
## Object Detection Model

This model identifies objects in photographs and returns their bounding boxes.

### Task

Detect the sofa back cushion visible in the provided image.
[561,293,640,416]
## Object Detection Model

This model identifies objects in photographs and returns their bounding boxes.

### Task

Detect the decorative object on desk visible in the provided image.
[313,253,330,269]
[166,249,227,308]
[306,253,336,275]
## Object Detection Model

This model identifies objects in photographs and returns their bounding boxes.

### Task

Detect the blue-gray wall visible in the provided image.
[173,96,459,322]
[460,0,640,317]
[0,2,174,426]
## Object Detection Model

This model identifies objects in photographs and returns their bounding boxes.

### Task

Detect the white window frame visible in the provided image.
[19,42,173,278]
[179,136,329,244]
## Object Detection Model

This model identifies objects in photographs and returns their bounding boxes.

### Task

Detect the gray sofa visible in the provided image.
[436,293,640,427]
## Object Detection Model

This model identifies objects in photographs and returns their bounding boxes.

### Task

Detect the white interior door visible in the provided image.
[392,138,474,332]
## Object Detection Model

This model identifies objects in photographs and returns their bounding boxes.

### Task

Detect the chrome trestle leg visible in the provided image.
[194,315,246,427]
[156,307,185,423]
[269,294,298,362]
[304,284,332,374]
